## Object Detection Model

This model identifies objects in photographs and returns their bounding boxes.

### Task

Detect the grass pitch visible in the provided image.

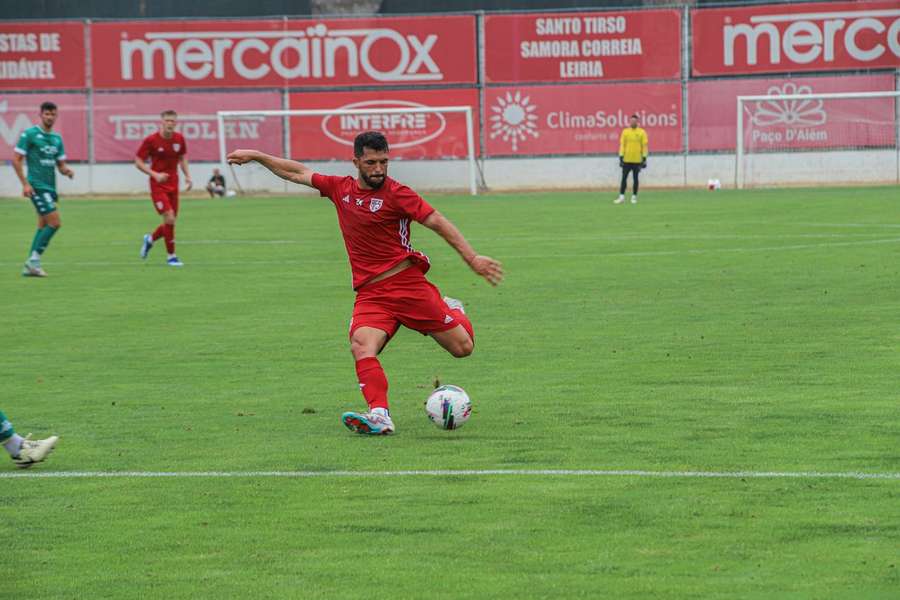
[1,186,898,598]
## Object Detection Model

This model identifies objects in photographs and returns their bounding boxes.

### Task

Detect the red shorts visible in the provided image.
[151,189,179,215]
[350,267,467,342]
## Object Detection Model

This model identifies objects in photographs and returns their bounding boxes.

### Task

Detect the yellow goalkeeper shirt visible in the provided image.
[619,126,648,163]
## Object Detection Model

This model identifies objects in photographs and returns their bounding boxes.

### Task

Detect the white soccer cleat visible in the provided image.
[22,260,47,277]
[443,297,465,314]
[613,195,625,204]
[341,411,395,435]
[12,434,59,469]
[630,195,638,204]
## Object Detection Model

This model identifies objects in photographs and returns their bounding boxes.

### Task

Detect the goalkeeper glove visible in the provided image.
[641,158,647,169]
[618,157,625,168]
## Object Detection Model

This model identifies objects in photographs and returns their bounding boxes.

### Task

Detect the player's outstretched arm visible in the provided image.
[227,149,314,188]
[422,210,503,286]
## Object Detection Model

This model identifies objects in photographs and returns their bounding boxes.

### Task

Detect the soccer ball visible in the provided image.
[425,385,472,430]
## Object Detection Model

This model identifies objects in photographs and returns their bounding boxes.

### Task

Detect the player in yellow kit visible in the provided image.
[615,114,648,205]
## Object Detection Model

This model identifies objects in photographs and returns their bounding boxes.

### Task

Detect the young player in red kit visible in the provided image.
[227,131,503,435]
[135,110,193,266]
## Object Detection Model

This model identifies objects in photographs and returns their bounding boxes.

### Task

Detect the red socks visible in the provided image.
[355,357,389,411]
[151,223,176,254]
[163,224,175,254]
[353,314,471,413]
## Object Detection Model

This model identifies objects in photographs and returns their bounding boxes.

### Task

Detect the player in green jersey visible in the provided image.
[12,101,75,277]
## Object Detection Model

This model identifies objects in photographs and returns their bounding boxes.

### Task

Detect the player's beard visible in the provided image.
[361,172,385,189]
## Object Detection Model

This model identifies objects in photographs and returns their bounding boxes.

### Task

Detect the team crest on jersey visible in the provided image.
[173,143,180,152]
[370,198,383,212]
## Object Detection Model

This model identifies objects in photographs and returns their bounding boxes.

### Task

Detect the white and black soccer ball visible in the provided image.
[425,385,472,430]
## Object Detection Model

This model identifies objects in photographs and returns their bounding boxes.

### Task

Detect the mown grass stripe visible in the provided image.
[2,469,898,480]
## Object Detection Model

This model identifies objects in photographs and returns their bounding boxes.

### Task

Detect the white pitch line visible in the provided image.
[2,469,898,480]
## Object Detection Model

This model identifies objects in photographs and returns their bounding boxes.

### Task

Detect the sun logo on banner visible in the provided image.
[489,91,539,151]
[750,82,827,127]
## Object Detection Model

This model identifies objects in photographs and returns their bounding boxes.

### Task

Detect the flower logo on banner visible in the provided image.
[489,91,539,151]
[750,83,826,128]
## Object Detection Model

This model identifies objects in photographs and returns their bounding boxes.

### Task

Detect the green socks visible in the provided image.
[28,226,59,258]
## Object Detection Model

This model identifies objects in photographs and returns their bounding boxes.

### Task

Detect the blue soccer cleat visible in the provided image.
[167,256,184,267]
[140,234,153,259]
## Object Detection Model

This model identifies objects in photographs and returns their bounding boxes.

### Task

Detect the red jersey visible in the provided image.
[136,132,187,192]
[311,174,435,290]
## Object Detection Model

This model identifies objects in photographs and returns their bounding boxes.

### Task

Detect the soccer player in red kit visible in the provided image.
[135,110,193,267]
[227,131,503,435]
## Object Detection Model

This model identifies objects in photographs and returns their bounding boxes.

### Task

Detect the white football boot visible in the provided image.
[12,434,59,469]
[22,260,47,277]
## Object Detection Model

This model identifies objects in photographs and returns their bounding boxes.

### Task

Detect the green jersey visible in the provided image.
[14,125,66,193]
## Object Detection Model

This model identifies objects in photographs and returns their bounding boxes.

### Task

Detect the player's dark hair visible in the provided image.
[161,109,178,118]
[354,131,389,157]
[40,101,57,112]
[630,114,639,119]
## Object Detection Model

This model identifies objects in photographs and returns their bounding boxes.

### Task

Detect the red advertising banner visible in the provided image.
[91,16,476,89]
[688,74,896,151]
[692,1,900,76]
[288,88,479,160]
[93,92,282,161]
[484,83,681,156]
[0,22,86,89]
[0,94,87,160]
[485,10,681,83]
